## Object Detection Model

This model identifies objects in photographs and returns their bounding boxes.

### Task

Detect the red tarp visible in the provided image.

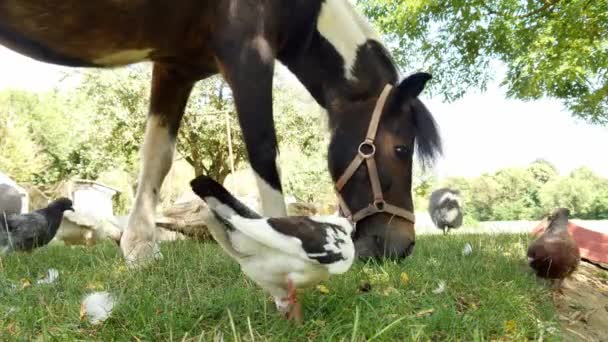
[532,221,608,265]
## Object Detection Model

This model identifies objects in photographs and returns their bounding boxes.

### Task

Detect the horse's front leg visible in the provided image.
[216,38,287,217]
[121,63,195,268]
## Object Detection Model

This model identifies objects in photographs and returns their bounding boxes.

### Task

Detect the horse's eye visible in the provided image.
[394,145,410,159]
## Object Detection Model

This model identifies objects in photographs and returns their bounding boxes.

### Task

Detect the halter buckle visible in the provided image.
[373,199,385,211]
[358,141,376,158]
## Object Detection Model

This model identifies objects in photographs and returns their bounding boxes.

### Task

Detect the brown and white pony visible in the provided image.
[0,0,442,266]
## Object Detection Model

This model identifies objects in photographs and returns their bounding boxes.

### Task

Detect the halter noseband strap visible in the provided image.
[334,84,416,225]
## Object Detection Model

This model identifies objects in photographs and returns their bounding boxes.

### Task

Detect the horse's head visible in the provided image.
[327,72,442,259]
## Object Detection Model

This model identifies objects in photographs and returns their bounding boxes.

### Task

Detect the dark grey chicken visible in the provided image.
[428,188,463,235]
[1,197,74,254]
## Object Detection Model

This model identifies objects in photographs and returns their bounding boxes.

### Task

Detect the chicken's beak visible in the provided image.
[68,206,75,212]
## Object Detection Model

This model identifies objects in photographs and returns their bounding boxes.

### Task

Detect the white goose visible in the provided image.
[190,175,355,323]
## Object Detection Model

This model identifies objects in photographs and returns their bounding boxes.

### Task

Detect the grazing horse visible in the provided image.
[0,0,442,266]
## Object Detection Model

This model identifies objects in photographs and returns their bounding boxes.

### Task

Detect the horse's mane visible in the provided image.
[412,99,443,169]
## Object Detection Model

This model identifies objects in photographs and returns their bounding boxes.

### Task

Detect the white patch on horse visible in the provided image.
[93,49,153,66]
[317,0,381,79]
[121,115,173,267]
[253,170,287,218]
[251,35,273,63]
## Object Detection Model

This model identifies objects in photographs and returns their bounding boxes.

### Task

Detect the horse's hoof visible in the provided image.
[120,231,163,269]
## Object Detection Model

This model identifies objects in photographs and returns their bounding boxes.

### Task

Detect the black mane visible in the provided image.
[412,98,442,168]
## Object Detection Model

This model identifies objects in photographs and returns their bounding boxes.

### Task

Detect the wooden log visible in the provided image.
[156,199,214,242]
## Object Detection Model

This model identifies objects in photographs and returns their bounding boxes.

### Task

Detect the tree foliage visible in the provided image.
[0,63,333,205]
[73,65,247,184]
[0,91,46,183]
[539,167,608,220]
[358,0,608,124]
[441,161,608,221]
[0,88,107,187]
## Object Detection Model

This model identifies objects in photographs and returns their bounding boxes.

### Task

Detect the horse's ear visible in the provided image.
[395,72,432,100]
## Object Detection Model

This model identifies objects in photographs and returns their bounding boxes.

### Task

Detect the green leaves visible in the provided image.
[441,160,608,221]
[539,167,608,220]
[358,0,608,124]
[0,64,334,206]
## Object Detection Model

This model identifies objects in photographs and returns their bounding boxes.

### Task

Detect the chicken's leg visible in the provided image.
[551,278,565,295]
[286,278,303,324]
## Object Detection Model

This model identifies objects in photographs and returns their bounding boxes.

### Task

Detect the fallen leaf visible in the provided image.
[400,272,410,286]
[382,286,398,296]
[456,296,479,314]
[363,267,390,285]
[86,282,104,291]
[316,285,329,294]
[370,273,389,285]
[504,320,517,335]
[415,308,434,317]
[20,279,31,290]
[313,319,326,328]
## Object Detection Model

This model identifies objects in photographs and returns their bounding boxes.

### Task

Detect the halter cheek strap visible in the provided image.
[334,84,416,225]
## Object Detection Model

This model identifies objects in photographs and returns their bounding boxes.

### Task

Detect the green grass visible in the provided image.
[0,234,561,341]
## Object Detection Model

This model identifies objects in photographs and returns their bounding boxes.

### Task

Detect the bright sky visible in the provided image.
[1,46,607,179]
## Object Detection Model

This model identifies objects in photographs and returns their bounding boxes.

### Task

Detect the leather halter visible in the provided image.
[334,84,416,225]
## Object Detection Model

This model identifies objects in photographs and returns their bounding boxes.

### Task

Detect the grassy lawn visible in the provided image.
[0,233,560,341]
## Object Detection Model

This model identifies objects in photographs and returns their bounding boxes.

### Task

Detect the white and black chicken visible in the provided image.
[190,175,355,323]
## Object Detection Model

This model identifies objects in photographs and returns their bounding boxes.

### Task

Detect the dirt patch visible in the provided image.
[554,262,608,341]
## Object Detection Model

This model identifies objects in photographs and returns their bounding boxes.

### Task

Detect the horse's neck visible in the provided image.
[280,0,397,109]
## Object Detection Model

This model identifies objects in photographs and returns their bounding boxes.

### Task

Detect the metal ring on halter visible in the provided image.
[373,199,385,211]
[358,142,376,158]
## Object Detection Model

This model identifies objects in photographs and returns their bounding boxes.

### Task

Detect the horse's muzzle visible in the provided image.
[353,216,416,259]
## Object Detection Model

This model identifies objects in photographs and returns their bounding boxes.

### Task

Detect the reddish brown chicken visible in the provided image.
[527,208,580,289]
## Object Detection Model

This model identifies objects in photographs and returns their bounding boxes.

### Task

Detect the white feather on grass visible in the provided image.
[432,280,446,294]
[80,291,115,325]
[462,243,473,256]
[3,306,17,319]
[36,268,59,284]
